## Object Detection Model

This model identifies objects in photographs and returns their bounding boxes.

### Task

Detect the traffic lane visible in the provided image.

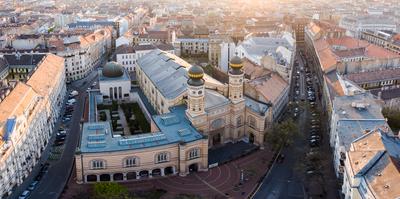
[29,73,96,198]
[253,142,306,199]
[30,92,85,199]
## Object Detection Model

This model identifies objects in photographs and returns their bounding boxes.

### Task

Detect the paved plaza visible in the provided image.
[61,147,274,199]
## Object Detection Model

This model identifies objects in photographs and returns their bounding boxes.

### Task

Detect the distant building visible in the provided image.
[49,28,112,82]
[115,43,174,72]
[339,15,397,38]
[361,30,400,55]
[133,30,170,45]
[173,37,209,56]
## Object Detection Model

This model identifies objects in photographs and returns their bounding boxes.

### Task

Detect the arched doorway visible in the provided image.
[99,174,110,181]
[164,167,174,175]
[212,133,221,146]
[86,175,97,182]
[126,172,136,180]
[113,173,123,181]
[249,133,255,144]
[189,163,198,172]
[152,169,161,177]
[139,170,149,178]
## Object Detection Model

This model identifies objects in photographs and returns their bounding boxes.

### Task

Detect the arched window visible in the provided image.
[248,115,256,128]
[124,157,139,167]
[91,160,106,170]
[188,148,200,160]
[155,152,169,163]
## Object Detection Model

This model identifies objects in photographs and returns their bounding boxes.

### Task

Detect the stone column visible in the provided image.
[96,174,100,182]
[161,168,165,176]
[123,173,127,181]
[110,174,114,181]
[149,170,153,178]
[136,171,140,180]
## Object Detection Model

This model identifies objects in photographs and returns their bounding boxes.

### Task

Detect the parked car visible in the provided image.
[53,140,64,146]
[70,90,79,97]
[19,190,30,199]
[310,135,320,140]
[35,173,43,181]
[28,181,39,191]
[40,163,49,174]
[309,140,319,147]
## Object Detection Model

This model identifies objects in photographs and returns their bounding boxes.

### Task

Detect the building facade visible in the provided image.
[0,54,65,198]
[50,28,112,82]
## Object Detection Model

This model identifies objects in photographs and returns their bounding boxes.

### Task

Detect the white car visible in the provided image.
[70,90,79,97]
[19,190,30,199]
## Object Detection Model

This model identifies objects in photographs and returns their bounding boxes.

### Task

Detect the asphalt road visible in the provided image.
[253,52,309,199]
[29,72,98,199]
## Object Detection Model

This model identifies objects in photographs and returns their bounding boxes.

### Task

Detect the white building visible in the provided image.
[219,41,236,73]
[173,37,209,56]
[49,28,112,82]
[99,62,131,101]
[339,15,397,38]
[329,93,388,179]
[235,33,295,66]
[115,43,174,73]
[0,54,66,198]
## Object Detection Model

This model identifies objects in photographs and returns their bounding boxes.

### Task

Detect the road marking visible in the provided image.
[194,173,229,198]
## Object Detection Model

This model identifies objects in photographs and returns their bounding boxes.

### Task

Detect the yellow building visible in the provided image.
[75,50,272,184]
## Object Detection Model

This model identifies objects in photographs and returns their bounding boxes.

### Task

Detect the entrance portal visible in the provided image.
[188,163,198,172]
[212,133,221,146]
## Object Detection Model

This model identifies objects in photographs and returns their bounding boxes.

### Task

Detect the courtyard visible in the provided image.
[61,147,274,199]
[97,102,150,136]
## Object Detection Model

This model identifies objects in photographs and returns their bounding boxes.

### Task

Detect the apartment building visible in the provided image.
[0,54,65,198]
[49,28,112,82]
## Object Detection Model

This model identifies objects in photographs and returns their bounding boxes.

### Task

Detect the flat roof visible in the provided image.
[333,93,384,120]
[337,120,388,151]
[80,105,203,153]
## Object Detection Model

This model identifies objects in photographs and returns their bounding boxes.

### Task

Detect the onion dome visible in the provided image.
[102,62,124,78]
[187,65,205,86]
[229,55,243,75]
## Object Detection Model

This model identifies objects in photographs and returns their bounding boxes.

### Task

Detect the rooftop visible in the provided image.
[204,89,230,111]
[80,104,204,153]
[137,49,222,100]
[347,129,400,199]
[244,96,270,115]
[345,68,400,84]
[333,92,384,120]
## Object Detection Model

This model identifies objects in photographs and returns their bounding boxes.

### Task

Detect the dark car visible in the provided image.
[309,140,319,147]
[53,140,64,146]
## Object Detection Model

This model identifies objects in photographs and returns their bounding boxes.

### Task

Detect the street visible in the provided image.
[253,51,339,199]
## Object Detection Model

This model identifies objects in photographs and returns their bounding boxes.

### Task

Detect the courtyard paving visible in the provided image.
[61,147,274,199]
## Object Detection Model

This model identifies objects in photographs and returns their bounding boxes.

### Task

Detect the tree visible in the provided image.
[265,119,299,150]
[93,182,129,199]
